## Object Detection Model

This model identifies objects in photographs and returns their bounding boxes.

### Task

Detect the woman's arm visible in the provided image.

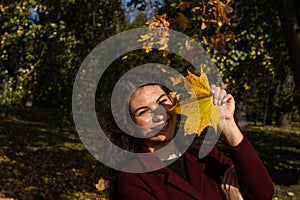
[211,88,274,199]
[228,136,274,200]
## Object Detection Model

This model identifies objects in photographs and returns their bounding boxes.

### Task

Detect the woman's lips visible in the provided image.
[160,118,170,131]
[151,118,170,132]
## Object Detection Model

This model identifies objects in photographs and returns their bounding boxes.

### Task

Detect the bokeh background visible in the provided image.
[0,0,299,199]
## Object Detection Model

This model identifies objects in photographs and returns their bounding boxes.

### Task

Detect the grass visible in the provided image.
[241,126,300,186]
[0,106,104,199]
[0,106,299,199]
[241,126,300,200]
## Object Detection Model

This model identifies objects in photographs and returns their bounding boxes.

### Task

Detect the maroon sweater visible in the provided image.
[117,136,274,200]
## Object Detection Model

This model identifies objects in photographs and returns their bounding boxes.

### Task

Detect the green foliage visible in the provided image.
[209,0,296,124]
[155,0,297,125]
[0,0,298,126]
[0,0,123,108]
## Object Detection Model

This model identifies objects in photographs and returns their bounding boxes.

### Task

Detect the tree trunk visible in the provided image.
[298,97,300,122]
[1,81,8,105]
[234,101,249,128]
[278,0,300,90]
[279,112,292,129]
[277,0,300,121]
[265,89,275,125]
[276,73,294,129]
[24,94,34,107]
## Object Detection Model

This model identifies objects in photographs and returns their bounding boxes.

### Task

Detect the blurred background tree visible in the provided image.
[0,0,123,109]
[125,0,299,129]
[0,0,299,129]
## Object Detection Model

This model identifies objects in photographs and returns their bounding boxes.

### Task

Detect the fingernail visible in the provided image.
[214,99,218,105]
[211,89,215,94]
[218,99,222,106]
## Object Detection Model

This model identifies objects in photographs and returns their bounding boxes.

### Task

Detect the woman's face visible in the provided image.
[129,85,177,150]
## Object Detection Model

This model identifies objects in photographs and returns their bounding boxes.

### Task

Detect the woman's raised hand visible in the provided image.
[210,85,243,147]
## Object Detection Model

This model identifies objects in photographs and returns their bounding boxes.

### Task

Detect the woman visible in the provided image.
[105,73,274,200]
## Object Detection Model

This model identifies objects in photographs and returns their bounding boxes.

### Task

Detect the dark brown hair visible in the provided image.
[101,72,176,199]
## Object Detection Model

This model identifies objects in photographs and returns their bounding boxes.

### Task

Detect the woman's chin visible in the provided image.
[153,134,167,142]
[148,131,173,144]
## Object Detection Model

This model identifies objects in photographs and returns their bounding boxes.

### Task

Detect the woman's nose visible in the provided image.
[152,104,167,122]
[153,114,164,122]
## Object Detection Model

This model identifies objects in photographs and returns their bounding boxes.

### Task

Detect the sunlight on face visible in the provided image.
[129,85,177,148]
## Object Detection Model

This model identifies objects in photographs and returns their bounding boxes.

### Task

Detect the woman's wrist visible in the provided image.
[221,120,243,147]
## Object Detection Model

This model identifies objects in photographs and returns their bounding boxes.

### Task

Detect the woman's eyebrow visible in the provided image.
[156,94,166,102]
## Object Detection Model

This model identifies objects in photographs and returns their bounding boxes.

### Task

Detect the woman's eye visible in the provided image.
[158,99,167,105]
[138,109,149,116]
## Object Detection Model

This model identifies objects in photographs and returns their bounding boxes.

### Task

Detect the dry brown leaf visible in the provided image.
[176,1,192,11]
[95,178,107,192]
[176,12,189,30]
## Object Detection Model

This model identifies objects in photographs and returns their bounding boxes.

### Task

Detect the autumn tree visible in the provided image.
[0,0,124,108]
[128,0,297,128]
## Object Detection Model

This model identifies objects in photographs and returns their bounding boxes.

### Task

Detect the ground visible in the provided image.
[0,106,299,199]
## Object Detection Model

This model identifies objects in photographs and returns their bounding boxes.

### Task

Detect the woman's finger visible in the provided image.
[218,89,227,106]
[210,84,217,95]
[211,85,227,106]
[221,166,243,200]
[212,86,221,105]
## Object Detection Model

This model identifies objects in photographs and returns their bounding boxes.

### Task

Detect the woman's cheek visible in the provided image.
[135,118,152,127]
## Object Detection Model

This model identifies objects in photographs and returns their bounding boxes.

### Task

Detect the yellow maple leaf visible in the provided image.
[173,70,221,135]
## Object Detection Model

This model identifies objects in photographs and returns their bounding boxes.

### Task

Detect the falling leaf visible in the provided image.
[173,70,221,135]
[95,178,107,192]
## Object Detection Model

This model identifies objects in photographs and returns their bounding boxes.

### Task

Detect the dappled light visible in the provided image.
[242,126,300,186]
[0,107,299,199]
[1,0,300,199]
[0,107,104,199]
